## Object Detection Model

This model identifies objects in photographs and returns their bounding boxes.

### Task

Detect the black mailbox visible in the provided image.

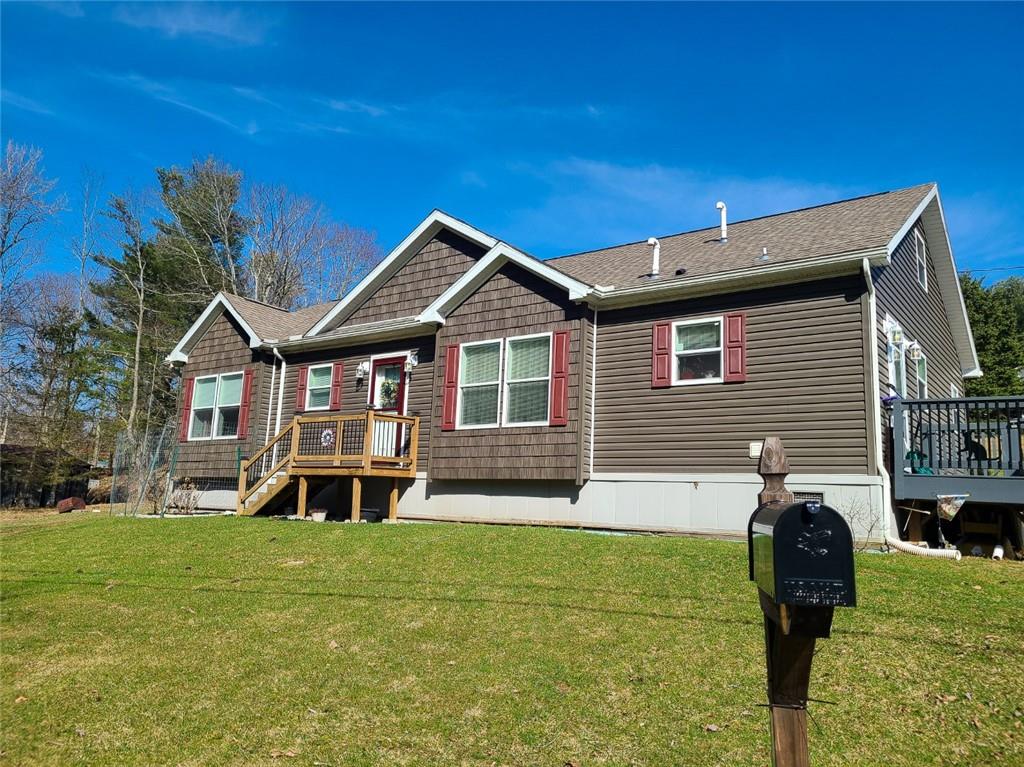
[748,499,856,608]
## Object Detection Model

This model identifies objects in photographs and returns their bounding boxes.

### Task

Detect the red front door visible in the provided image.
[369,357,407,456]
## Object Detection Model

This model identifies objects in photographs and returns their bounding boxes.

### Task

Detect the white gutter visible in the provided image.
[273,347,286,436]
[264,351,278,446]
[862,258,892,544]
[588,248,888,310]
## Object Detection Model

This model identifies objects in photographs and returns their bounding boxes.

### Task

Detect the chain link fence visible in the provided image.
[109,423,178,516]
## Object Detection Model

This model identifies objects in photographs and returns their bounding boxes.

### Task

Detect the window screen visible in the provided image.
[459,342,500,426]
[307,365,333,410]
[505,335,550,424]
[674,320,722,382]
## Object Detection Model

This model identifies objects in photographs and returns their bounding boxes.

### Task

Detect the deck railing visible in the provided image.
[892,397,1023,504]
[238,411,420,506]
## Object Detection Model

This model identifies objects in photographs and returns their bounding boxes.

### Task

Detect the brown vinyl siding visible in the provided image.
[344,230,487,325]
[430,262,585,481]
[873,224,963,399]
[278,336,436,469]
[174,312,270,479]
[593,276,870,474]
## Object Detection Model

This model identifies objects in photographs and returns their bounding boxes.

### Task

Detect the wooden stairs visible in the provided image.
[237,411,420,519]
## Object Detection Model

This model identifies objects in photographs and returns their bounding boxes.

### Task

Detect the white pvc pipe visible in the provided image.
[886,536,962,561]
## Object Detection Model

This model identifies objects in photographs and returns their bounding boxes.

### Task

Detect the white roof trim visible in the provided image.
[307,210,499,336]
[916,190,981,377]
[886,184,938,257]
[418,243,594,324]
[164,292,262,364]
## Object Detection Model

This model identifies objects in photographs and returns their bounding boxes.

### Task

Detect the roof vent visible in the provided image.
[758,247,770,262]
[646,237,660,277]
[675,267,687,276]
[716,201,728,242]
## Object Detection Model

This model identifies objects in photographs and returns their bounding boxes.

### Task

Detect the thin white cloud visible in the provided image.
[99,72,251,134]
[325,99,389,118]
[504,159,852,255]
[112,2,277,45]
[1,89,54,116]
[35,1,85,18]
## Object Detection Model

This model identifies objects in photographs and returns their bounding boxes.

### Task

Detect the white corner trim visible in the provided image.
[418,243,595,324]
[165,292,262,365]
[307,210,499,336]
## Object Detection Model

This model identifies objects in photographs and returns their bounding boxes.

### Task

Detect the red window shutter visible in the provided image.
[329,362,344,410]
[237,369,254,440]
[723,312,747,383]
[441,344,460,431]
[550,330,570,426]
[178,376,195,442]
[652,321,672,388]
[295,365,308,412]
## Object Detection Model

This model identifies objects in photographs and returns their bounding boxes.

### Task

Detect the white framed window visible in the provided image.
[672,317,723,385]
[457,339,502,428]
[950,383,961,398]
[189,371,243,440]
[915,229,928,291]
[305,363,334,411]
[503,333,551,426]
[915,353,928,399]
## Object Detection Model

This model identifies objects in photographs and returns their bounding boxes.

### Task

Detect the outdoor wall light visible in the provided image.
[404,352,418,373]
[356,361,370,381]
[907,342,923,361]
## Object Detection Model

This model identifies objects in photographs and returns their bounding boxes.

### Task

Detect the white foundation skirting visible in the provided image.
[398,472,886,541]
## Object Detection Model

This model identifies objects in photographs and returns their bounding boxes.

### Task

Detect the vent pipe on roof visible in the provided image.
[716,201,728,242]
[646,237,660,277]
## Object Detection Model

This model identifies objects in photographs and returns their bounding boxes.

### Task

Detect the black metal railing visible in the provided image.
[893,397,1023,503]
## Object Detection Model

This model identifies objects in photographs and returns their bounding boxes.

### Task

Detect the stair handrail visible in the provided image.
[239,419,297,499]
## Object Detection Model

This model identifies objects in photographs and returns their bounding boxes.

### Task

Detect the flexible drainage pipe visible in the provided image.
[886,536,962,561]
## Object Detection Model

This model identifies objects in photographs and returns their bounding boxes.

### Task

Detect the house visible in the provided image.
[164,183,983,539]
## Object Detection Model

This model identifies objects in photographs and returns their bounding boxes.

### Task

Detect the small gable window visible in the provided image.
[673,317,723,384]
[504,334,551,426]
[305,364,334,411]
[190,371,243,440]
[915,229,928,291]
[458,340,501,428]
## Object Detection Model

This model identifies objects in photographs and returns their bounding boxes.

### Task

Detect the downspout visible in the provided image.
[273,347,287,436]
[589,308,598,476]
[264,351,277,446]
[862,258,891,543]
[863,258,943,556]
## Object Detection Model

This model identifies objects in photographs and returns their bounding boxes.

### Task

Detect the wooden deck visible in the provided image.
[892,396,1023,505]
[238,411,420,519]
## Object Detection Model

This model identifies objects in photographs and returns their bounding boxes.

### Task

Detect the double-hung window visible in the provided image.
[673,317,723,384]
[503,334,551,426]
[305,364,333,411]
[190,371,243,440]
[915,230,928,291]
[457,340,502,427]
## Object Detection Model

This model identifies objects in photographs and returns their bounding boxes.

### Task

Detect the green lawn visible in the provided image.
[2,512,1021,766]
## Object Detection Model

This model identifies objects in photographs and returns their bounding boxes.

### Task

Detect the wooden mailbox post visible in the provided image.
[749,437,857,767]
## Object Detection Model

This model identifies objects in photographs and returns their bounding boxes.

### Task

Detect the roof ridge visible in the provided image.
[546,182,936,262]
[222,292,292,312]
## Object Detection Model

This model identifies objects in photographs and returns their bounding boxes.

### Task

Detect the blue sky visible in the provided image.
[2,1,1022,277]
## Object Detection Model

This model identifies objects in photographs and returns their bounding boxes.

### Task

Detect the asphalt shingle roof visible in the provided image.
[548,183,935,289]
[221,294,339,340]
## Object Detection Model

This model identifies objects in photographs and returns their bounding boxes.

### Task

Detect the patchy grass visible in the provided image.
[1,513,1021,766]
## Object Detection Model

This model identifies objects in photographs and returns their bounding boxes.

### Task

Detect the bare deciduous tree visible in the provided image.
[0,141,64,441]
[247,182,380,309]
[304,221,379,307]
